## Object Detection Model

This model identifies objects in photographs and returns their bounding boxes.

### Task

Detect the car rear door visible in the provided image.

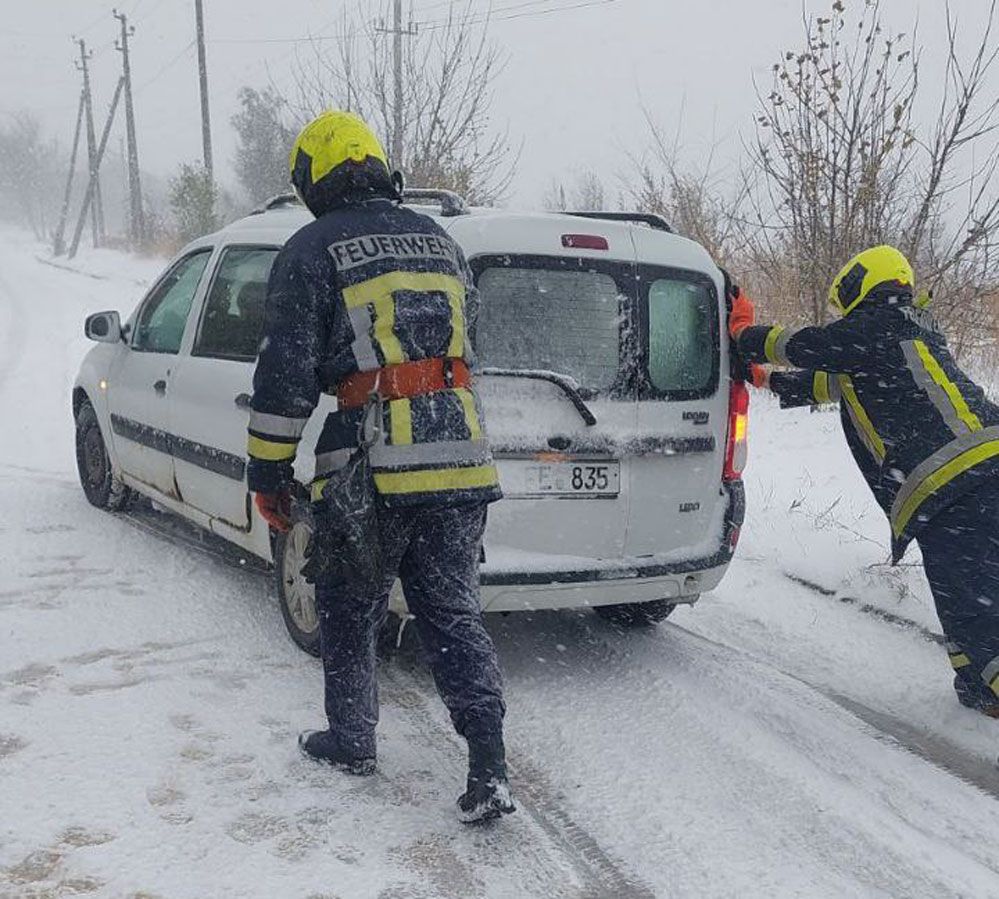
[107,248,213,498]
[168,245,278,531]
[468,248,638,564]
[626,227,729,559]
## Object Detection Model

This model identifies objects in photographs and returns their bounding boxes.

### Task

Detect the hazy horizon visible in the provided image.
[3,0,995,212]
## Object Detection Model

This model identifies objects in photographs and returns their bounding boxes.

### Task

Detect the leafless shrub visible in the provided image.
[743,0,999,347]
[628,109,750,269]
[542,170,606,211]
[0,111,64,240]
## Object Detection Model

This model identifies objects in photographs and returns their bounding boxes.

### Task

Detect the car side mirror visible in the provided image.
[85,311,123,344]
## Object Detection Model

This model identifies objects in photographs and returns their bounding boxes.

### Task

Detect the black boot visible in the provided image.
[457,734,515,824]
[298,730,376,776]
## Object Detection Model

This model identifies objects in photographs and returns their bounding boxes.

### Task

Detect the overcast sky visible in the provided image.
[2,0,995,209]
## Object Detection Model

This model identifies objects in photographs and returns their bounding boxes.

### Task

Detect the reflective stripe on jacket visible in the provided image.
[247,198,501,508]
[741,300,999,561]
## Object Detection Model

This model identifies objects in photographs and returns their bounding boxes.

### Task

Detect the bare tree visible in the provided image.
[628,110,750,268]
[543,170,606,211]
[286,2,516,205]
[231,86,297,206]
[745,0,999,339]
[0,111,64,240]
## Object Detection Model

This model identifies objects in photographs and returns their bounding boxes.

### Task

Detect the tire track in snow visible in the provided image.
[820,692,999,801]
[0,266,28,398]
[383,657,658,899]
[109,504,654,897]
[673,622,999,803]
[774,576,999,797]
[785,572,945,645]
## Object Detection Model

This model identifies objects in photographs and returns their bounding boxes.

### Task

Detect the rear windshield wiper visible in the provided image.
[479,367,598,426]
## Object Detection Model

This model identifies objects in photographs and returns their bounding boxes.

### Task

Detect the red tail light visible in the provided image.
[723,381,750,482]
[561,234,609,250]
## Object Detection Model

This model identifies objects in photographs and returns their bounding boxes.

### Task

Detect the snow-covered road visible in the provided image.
[2,226,999,898]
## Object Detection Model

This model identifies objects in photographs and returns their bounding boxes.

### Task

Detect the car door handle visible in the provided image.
[235,393,252,410]
[153,379,167,396]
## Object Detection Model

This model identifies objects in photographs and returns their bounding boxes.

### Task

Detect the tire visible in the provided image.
[75,401,134,511]
[594,598,684,627]
[275,515,321,656]
[273,511,405,657]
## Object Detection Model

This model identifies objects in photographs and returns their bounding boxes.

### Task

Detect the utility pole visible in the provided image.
[69,77,125,259]
[194,0,213,179]
[75,38,105,246]
[376,0,417,170]
[53,91,86,256]
[114,9,144,247]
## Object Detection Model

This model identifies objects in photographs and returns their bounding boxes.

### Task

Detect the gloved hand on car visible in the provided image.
[255,489,292,532]
[728,286,756,340]
[749,364,770,391]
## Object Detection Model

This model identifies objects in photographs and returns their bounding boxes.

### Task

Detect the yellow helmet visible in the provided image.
[829,245,915,316]
[289,110,392,216]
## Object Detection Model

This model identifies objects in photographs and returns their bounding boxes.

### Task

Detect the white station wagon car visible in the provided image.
[74,190,747,654]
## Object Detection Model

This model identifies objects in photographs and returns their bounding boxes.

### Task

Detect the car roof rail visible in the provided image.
[249,193,302,215]
[565,211,672,233]
[402,188,469,217]
[249,188,470,218]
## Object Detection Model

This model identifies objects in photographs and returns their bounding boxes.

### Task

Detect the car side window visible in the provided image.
[647,277,715,393]
[193,246,279,361]
[132,250,212,354]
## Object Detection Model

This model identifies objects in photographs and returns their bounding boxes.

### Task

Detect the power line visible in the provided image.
[418,0,618,30]
[208,31,356,46]
[415,0,555,24]
[134,40,195,93]
[72,8,115,37]
[209,0,615,45]
[410,0,553,16]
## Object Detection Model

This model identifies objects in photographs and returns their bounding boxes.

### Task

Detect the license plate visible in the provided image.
[521,461,620,497]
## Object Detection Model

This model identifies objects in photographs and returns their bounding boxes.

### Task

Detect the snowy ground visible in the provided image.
[2,224,999,898]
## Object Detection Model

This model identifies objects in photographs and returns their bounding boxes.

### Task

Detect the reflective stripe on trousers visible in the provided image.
[891,426,999,538]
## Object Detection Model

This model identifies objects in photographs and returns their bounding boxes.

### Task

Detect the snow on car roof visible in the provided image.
[211,201,720,275]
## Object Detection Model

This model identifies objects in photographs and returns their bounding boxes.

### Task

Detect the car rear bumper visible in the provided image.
[479,481,745,612]
[481,560,731,612]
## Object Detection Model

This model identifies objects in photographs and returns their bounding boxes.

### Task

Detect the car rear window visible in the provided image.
[475,265,623,391]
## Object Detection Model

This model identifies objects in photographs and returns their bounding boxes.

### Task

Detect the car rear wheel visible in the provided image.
[594,598,683,627]
[75,401,134,511]
[273,512,406,657]
[275,516,321,656]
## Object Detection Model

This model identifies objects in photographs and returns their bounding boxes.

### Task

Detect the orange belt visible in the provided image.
[336,358,472,410]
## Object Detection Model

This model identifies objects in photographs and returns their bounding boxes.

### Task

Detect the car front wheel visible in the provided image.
[594,598,682,627]
[75,400,133,511]
[275,516,321,656]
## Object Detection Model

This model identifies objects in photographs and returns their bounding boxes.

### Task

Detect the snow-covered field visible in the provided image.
[2,224,999,898]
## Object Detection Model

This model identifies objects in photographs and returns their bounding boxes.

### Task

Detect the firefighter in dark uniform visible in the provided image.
[731,245,999,717]
[247,110,515,822]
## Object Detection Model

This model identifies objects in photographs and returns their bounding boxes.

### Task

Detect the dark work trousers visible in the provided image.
[313,502,505,758]
[917,481,999,712]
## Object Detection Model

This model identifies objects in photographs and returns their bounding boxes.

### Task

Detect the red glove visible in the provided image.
[749,364,770,390]
[255,490,291,533]
[729,287,756,340]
